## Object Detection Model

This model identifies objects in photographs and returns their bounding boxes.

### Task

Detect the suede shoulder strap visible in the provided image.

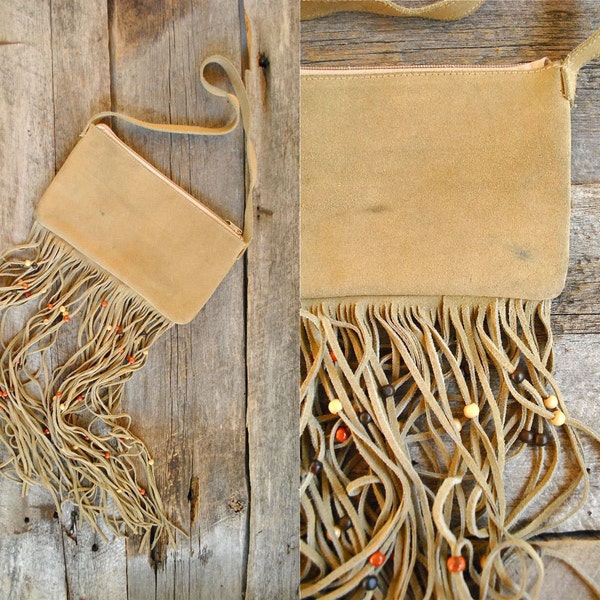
[562,27,600,105]
[83,55,256,245]
[300,0,485,21]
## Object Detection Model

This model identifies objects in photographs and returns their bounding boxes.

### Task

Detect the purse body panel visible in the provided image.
[35,124,245,324]
[301,60,571,301]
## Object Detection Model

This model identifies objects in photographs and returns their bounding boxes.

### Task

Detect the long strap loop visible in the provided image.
[300,0,485,21]
[83,55,256,245]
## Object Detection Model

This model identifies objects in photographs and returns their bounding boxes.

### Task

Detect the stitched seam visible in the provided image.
[302,63,557,80]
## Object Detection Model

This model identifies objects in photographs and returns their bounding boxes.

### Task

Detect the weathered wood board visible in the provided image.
[301,0,600,597]
[0,1,298,599]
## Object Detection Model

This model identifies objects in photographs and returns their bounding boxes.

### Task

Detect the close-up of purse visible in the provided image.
[300,0,600,597]
[0,54,255,551]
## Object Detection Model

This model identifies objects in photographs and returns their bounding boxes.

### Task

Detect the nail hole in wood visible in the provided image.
[91,543,99,552]
[23,516,30,523]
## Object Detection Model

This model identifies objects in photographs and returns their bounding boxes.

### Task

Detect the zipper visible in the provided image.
[95,123,243,239]
[301,56,553,75]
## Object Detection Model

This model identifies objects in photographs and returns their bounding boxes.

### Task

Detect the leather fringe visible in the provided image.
[0,224,185,552]
[300,297,600,599]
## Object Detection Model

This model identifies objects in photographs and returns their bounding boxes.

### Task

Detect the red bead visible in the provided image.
[76,395,83,402]
[104,451,111,459]
[369,551,386,567]
[447,555,466,573]
[335,427,350,443]
[44,428,50,435]
[101,300,108,307]
[329,349,337,362]
[84,435,90,441]
[25,292,31,298]
[55,392,62,398]
[126,355,135,364]
[63,315,71,322]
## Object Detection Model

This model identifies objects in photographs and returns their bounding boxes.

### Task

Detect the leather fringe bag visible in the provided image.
[0,55,255,551]
[300,1,600,597]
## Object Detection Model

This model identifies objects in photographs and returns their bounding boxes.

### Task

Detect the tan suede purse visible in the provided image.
[0,55,254,551]
[300,2,600,598]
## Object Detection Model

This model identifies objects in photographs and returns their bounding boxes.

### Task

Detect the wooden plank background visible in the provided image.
[302,0,600,596]
[0,1,298,599]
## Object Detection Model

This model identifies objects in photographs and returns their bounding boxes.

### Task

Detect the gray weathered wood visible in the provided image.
[245,0,300,598]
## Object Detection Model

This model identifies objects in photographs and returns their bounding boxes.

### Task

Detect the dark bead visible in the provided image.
[518,430,534,444]
[338,516,353,531]
[31,263,39,271]
[359,411,372,425]
[534,433,549,446]
[362,575,378,590]
[380,384,395,398]
[309,460,322,475]
[511,369,526,384]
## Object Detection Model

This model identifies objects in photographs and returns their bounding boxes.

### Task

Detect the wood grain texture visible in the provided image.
[302,0,600,596]
[245,0,300,598]
[0,0,297,598]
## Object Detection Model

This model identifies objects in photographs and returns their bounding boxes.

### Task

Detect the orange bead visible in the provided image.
[44,428,50,435]
[55,392,62,398]
[139,488,146,496]
[369,551,386,567]
[47,303,54,310]
[104,451,111,459]
[114,326,121,333]
[63,315,71,322]
[126,355,135,364]
[335,426,350,443]
[446,555,466,573]
[329,349,337,362]
[101,300,108,307]
[84,435,90,441]
[25,292,31,298]
[76,395,83,402]
[22,282,29,290]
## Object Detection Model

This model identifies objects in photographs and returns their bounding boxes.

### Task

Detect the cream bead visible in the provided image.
[326,526,342,541]
[453,418,463,432]
[328,399,343,414]
[24,260,32,267]
[463,403,480,419]
[543,394,558,410]
[550,409,566,427]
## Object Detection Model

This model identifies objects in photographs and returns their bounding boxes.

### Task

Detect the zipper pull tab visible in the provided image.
[227,220,243,236]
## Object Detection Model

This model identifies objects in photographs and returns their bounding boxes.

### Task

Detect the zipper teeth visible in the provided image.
[302,58,553,73]
[95,124,242,239]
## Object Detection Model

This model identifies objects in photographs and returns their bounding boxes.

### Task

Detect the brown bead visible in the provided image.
[380,384,395,398]
[309,460,322,475]
[338,516,353,531]
[359,411,372,425]
[446,555,466,573]
[535,433,549,446]
[518,430,534,444]
[511,369,526,384]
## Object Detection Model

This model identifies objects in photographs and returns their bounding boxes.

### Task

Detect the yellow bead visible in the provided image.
[59,306,66,313]
[453,418,463,432]
[72,445,78,450]
[142,349,149,356]
[106,325,113,332]
[43,318,49,324]
[463,403,480,419]
[328,399,343,414]
[59,403,65,411]
[550,409,566,427]
[543,394,558,410]
[148,458,154,465]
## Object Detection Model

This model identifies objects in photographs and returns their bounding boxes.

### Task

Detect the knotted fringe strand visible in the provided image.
[0,223,186,551]
[300,297,600,599]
